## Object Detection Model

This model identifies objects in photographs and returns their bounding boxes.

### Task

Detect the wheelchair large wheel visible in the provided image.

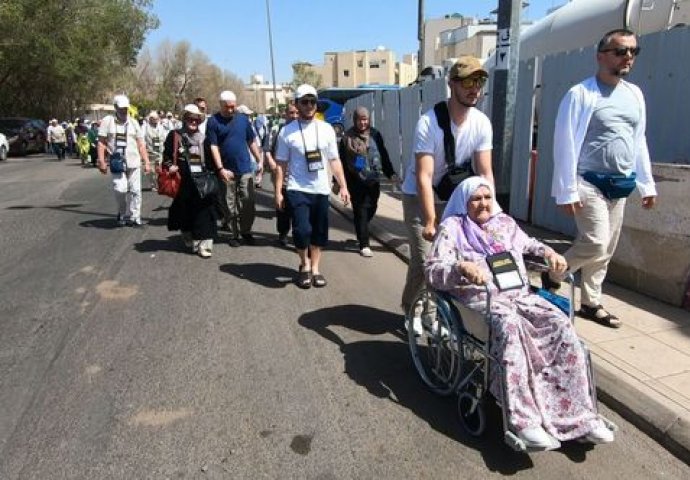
[457,391,486,437]
[407,288,462,396]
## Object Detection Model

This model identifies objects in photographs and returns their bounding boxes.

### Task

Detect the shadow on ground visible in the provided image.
[298,303,597,472]
[220,262,295,289]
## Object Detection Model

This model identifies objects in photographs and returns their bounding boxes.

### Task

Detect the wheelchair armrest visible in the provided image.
[523,254,550,273]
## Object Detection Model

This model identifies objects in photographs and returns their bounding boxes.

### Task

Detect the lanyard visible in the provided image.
[297,120,319,153]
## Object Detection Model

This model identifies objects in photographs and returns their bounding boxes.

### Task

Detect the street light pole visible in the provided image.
[265,0,279,114]
[417,0,425,75]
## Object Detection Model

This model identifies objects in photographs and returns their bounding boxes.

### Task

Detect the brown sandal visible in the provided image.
[296,266,312,289]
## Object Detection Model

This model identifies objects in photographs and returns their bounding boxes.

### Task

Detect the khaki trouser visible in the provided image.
[401,194,445,313]
[225,173,256,237]
[555,178,626,307]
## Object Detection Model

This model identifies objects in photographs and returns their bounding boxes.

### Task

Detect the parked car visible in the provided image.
[0,117,47,155]
[0,133,8,161]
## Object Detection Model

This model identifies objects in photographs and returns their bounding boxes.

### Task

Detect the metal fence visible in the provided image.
[342,26,690,235]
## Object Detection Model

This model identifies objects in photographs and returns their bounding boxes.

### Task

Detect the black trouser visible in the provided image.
[276,187,292,236]
[215,179,231,225]
[349,180,380,249]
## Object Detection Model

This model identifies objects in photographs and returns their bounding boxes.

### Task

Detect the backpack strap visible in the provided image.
[433,101,455,169]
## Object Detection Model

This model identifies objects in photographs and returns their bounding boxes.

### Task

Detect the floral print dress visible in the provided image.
[425,213,602,440]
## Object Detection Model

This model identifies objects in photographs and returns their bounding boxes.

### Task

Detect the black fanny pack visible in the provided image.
[583,171,636,200]
[434,162,474,201]
[109,151,126,174]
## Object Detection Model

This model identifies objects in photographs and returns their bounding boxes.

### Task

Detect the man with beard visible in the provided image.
[544,29,657,328]
[399,56,494,334]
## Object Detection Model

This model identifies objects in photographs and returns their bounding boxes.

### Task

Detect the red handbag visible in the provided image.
[157,133,181,198]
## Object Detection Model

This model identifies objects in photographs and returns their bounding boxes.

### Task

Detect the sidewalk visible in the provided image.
[330,185,690,463]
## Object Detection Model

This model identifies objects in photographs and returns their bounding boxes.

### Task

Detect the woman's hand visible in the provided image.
[545,251,568,275]
[456,261,487,285]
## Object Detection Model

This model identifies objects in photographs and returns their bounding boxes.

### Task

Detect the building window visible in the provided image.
[343,69,350,77]
[381,59,387,64]
[357,60,363,67]
[369,62,379,69]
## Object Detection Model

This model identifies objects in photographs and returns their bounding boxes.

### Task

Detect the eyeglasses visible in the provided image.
[298,98,317,106]
[452,76,487,89]
[600,46,641,57]
[187,118,201,124]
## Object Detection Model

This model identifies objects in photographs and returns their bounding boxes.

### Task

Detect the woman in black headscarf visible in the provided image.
[339,106,398,257]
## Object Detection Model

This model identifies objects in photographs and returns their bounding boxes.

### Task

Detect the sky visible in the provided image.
[145,0,565,85]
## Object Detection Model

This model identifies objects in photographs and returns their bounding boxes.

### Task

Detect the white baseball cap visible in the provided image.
[236,104,253,115]
[295,84,317,100]
[113,95,130,109]
[219,90,237,102]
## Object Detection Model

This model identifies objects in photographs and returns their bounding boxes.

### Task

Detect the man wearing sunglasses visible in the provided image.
[547,29,657,328]
[400,56,494,330]
[274,84,350,289]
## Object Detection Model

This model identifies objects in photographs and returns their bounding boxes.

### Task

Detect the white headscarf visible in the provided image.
[441,176,502,222]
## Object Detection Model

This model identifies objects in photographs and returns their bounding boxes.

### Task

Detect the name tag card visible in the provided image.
[305,149,323,172]
[486,251,524,291]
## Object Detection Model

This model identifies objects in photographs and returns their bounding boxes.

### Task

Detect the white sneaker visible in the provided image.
[198,239,213,258]
[518,426,560,450]
[404,315,424,337]
[578,424,614,444]
[360,247,373,257]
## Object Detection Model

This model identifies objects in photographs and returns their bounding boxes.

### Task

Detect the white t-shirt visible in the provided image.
[401,105,493,195]
[275,119,338,195]
[98,115,144,168]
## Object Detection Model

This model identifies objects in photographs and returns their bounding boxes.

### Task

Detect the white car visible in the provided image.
[0,133,8,161]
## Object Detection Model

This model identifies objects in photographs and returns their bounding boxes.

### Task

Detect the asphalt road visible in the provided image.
[0,154,688,479]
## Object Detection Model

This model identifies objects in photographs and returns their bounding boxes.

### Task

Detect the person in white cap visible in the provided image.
[144,111,166,190]
[207,90,264,246]
[274,84,350,289]
[97,94,151,227]
[46,118,67,161]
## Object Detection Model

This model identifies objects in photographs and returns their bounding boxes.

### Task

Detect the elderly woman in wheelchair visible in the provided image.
[418,176,615,451]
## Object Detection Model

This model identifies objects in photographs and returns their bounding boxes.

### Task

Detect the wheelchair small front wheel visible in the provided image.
[407,288,462,396]
[457,392,486,437]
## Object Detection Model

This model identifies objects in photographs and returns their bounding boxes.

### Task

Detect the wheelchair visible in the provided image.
[407,260,617,452]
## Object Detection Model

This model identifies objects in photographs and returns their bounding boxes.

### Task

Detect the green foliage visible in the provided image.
[0,0,158,119]
[291,63,323,90]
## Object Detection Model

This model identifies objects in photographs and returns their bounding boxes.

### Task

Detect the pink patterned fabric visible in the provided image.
[425,213,602,440]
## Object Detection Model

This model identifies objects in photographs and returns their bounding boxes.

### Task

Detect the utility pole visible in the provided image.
[490,0,522,210]
[265,0,279,114]
[417,0,425,75]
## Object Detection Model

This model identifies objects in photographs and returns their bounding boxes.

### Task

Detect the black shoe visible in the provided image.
[541,271,561,292]
[277,234,288,247]
[241,234,256,245]
[128,219,147,229]
[228,237,240,247]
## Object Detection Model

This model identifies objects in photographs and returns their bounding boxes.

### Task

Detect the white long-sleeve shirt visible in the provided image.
[551,76,656,205]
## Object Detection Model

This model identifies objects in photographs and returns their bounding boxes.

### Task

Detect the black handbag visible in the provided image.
[191,170,218,199]
[431,101,474,201]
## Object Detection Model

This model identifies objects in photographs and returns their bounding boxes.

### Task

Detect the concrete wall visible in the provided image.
[609,165,690,307]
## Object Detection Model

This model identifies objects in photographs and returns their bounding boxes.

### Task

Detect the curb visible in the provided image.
[329,195,690,464]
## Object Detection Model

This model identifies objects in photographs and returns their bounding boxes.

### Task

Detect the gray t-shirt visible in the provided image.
[577,79,640,176]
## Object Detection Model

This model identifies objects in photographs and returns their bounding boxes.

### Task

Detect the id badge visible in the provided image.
[305,149,323,172]
[152,138,161,152]
[189,165,203,173]
[486,252,524,291]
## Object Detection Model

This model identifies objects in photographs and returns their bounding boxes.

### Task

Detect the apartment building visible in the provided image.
[306,48,417,88]
[244,75,292,114]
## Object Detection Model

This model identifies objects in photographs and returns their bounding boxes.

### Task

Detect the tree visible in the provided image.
[291,62,323,89]
[0,0,158,119]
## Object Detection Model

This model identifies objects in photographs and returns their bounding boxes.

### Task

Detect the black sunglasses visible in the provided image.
[298,98,317,106]
[600,46,641,57]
